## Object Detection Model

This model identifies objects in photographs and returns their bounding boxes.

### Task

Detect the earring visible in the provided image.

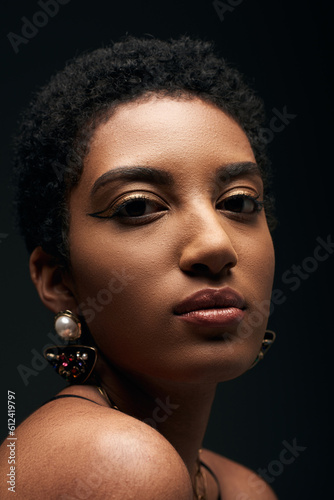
[54,310,82,340]
[43,310,97,384]
[249,330,276,369]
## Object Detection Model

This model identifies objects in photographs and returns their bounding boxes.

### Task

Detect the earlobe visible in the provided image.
[29,246,78,314]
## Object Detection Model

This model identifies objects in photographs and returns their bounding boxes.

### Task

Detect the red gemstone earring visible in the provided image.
[43,310,97,384]
[249,330,276,369]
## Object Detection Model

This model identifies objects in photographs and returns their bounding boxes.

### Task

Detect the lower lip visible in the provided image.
[175,307,245,327]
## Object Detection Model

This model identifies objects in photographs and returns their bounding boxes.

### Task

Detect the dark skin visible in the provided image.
[0,95,277,499]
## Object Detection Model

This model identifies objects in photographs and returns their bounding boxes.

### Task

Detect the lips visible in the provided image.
[173,287,246,328]
[174,287,246,315]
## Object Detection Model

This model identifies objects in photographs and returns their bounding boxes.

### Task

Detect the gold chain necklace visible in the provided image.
[193,449,207,500]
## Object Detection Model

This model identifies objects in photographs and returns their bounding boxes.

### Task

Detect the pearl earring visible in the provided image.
[54,310,81,340]
[43,310,97,384]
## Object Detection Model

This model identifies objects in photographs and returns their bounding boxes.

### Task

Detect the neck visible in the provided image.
[96,356,217,478]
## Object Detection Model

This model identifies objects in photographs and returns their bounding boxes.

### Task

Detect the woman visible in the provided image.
[0,36,278,499]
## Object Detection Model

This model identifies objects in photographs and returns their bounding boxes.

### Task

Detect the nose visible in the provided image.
[178,207,238,276]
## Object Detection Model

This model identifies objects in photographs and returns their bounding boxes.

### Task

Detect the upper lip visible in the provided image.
[173,287,246,315]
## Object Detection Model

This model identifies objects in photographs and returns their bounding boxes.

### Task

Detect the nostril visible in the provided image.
[225,261,237,272]
[188,260,237,277]
[191,263,209,273]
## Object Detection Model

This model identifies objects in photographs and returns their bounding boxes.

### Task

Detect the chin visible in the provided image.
[153,351,258,385]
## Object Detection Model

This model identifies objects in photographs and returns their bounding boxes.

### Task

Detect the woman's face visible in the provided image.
[67,95,275,383]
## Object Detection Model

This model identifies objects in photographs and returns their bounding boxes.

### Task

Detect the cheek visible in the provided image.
[238,228,275,318]
[68,234,173,354]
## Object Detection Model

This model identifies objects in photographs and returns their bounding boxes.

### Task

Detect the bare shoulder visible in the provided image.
[0,394,192,500]
[201,448,278,500]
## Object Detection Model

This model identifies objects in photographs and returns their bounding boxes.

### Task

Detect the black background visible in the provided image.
[0,1,333,498]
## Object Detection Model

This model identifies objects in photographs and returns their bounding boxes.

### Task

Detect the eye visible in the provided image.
[217,193,263,214]
[88,194,168,225]
[114,197,162,218]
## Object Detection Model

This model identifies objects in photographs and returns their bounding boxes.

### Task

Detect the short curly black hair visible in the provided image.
[14,35,275,264]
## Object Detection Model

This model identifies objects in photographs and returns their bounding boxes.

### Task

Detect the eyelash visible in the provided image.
[88,194,166,224]
[88,192,264,224]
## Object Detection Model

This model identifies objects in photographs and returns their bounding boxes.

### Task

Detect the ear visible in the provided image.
[29,246,78,314]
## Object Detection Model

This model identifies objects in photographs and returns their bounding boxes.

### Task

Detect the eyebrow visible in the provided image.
[215,161,261,182]
[91,166,174,196]
[90,161,261,197]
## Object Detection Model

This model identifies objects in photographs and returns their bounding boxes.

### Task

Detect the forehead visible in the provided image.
[82,95,255,185]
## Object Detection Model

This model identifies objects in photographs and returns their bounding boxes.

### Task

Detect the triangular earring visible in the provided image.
[43,310,97,384]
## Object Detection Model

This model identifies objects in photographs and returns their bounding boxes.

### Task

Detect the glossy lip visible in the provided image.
[173,287,246,328]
